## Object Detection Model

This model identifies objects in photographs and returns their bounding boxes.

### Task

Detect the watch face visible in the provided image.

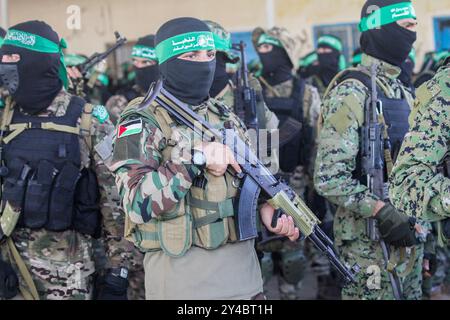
[193,151,206,166]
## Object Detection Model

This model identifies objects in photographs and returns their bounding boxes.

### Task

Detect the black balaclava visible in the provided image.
[398,57,415,87]
[258,45,293,86]
[156,17,215,106]
[133,35,159,92]
[0,21,63,114]
[360,0,417,67]
[317,42,341,86]
[209,52,230,98]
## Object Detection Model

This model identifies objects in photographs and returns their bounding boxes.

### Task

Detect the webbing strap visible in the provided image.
[80,103,94,151]
[378,114,394,175]
[4,238,39,300]
[4,122,80,144]
[259,77,281,98]
[187,195,235,229]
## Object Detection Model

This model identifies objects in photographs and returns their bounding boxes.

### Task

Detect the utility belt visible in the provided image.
[2,159,100,236]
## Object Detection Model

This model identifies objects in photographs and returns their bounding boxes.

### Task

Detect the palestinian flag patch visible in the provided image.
[117,118,143,139]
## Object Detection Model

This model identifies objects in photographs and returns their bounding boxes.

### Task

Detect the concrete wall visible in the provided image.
[2,0,450,67]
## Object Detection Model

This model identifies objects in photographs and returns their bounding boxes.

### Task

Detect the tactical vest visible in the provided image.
[330,69,411,182]
[118,97,248,257]
[1,96,101,235]
[263,76,305,124]
[262,77,305,173]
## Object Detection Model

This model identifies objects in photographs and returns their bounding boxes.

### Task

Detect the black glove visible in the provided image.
[375,203,418,247]
[96,268,129,300]
[0,259,19,299]
[442,219,450,239]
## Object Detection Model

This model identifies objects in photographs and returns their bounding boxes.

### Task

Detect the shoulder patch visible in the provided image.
[117,118,143,139]
[92,105,109,124]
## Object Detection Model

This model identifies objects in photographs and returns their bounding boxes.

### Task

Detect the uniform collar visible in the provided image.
[361,53,401,80]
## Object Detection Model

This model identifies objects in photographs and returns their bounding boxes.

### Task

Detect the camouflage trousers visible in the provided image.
[8,228,95,300]
[338,236,423,300]
[96,237,146,300]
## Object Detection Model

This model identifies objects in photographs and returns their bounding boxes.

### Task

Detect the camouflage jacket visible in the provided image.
[314,54,415,244]
[0,90,122,297]
[106,85,145,125]
[389,62,450,222]
[109,95,251,224]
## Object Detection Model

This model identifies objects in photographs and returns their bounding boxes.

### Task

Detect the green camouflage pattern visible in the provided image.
[389,63,450,222]
[0,90,117,300]
[252,27,303,70]
[314,53,423,300]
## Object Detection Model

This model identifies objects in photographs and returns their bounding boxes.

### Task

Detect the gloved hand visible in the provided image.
[96,268,129,300]
[0,259,19,299]
[375,203,418,247]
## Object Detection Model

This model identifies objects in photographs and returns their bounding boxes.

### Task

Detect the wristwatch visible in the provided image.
[192,149,207,169]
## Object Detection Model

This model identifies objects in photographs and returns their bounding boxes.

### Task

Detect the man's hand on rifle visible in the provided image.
[67,66,83,80]
[260,203,300,242]
[195,142,241,177]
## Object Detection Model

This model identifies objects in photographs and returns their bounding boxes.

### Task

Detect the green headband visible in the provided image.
[257,33,282,47]
[3,29,69,89]
[131,45,157,61]
[299,53,318,67]
[212,33,231,52]
[359,2,416,32]
[156,31,215,64]
[317,35,343,52]
[0,36,4,48]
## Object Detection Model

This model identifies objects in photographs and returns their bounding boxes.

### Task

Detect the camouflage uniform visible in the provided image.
[252,26,321,300]
[390,61,450,299]
[106,85,146,125]
[314,53,425,300]
[0,90,116,300]
[109,95,263,300]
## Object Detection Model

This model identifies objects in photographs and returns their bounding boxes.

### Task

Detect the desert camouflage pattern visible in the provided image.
[252,27,303,70]
[0,90,116,300]
[314,53,424,300]
[105,85,146,125]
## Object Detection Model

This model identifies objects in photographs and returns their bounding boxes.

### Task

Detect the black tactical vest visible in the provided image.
[263,76,305,124]
[262,77,306,173]
[2,96,101,235]
[339,70,411,181]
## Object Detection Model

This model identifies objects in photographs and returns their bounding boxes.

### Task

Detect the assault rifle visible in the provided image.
[362,63,403,300]
[138,81,358,285]
[232,42,259,132]
[79,31,127,77]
